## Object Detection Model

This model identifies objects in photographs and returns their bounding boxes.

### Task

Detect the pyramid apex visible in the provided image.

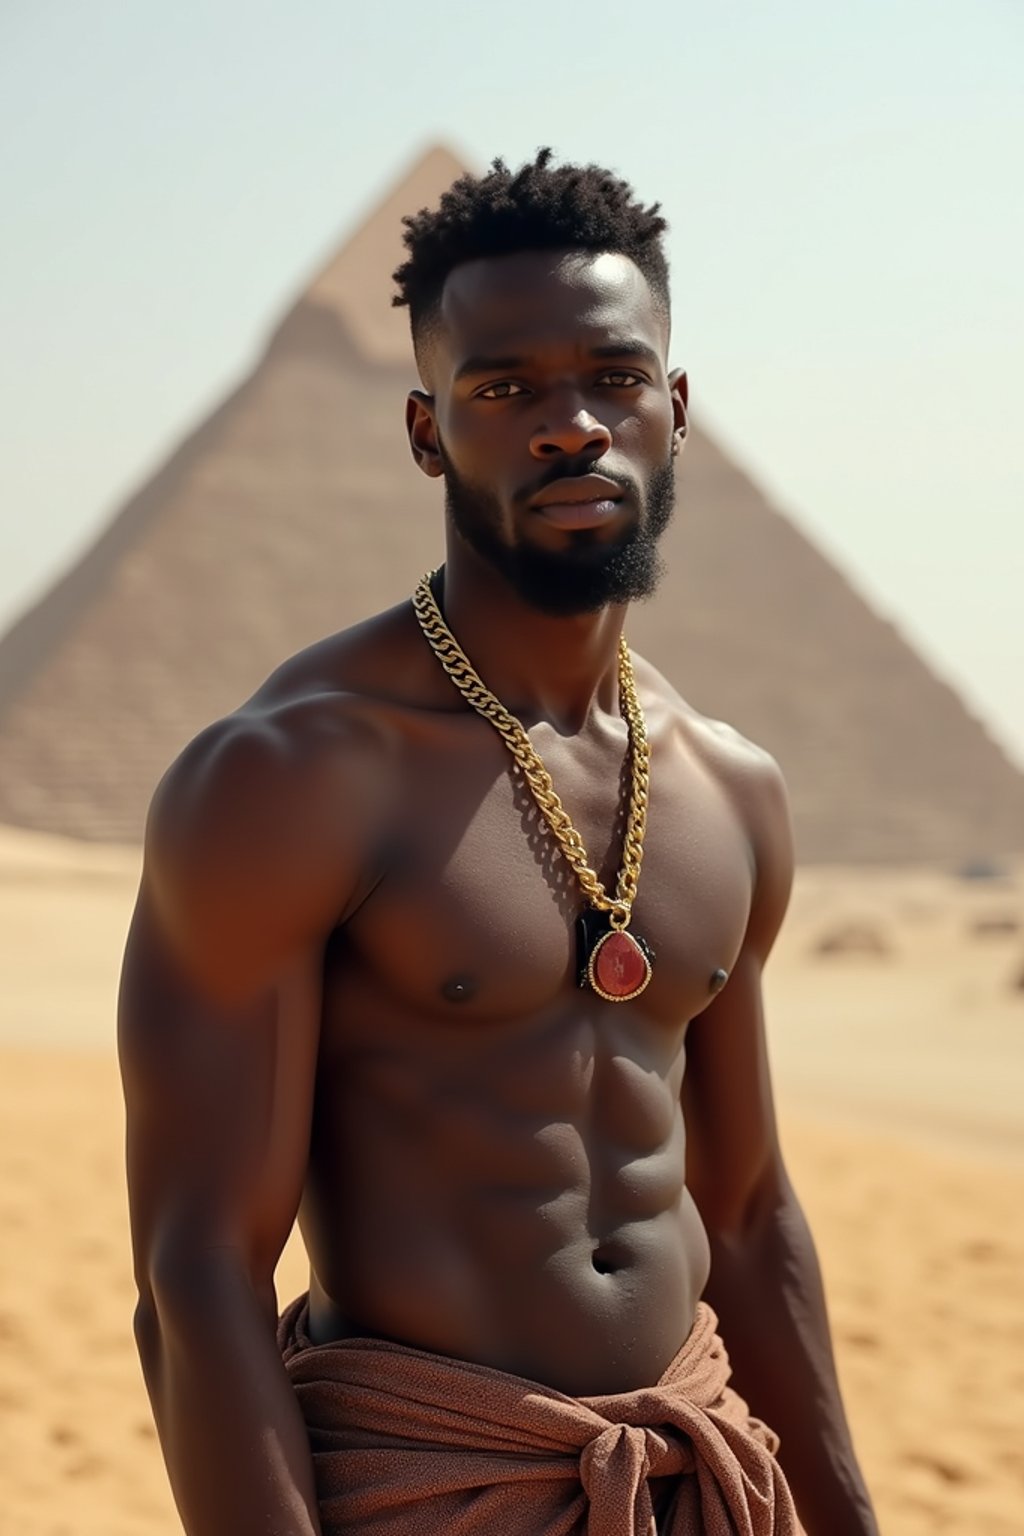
[304,143,472,366]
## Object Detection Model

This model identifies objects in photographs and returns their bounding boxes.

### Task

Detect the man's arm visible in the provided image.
[682,747,879,1536]
[119,715,360,1536]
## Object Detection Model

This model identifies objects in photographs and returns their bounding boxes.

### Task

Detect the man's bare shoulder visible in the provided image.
[155,600,429,819]
[143,601,427,994]
[635,652,793,946]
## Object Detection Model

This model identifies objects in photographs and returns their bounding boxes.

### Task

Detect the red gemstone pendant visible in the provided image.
[587,927,653,1002]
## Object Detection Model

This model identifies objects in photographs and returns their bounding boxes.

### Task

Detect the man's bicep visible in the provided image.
[682,748,796,1233]
[121,710,371,1296]
[119,881,322,1301]
[682,950,786,1233]
[143,718,353,1007]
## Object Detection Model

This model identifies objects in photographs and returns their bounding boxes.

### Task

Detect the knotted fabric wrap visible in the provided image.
[278,1296,802,1535]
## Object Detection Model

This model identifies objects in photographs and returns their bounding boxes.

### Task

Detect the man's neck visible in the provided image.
[437,539,626,735]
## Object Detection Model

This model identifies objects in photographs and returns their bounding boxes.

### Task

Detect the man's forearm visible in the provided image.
[702,1180,879,1536]
[136,1249,321,1536]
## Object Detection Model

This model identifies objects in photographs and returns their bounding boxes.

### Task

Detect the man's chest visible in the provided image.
[336,724,754,1030]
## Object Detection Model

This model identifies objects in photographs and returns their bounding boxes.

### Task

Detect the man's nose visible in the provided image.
[529,406,613,460]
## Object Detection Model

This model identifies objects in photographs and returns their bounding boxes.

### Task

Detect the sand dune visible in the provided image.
[1,825,1022,1534]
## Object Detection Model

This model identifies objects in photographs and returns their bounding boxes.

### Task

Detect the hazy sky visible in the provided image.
[2,2,1022,764]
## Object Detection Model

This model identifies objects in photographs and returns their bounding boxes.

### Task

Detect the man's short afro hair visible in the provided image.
[392,148,670,350]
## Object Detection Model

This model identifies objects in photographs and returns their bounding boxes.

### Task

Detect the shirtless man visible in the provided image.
[119,151,879,1535]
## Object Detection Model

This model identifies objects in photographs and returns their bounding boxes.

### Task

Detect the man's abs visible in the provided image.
[297,995,712,1398]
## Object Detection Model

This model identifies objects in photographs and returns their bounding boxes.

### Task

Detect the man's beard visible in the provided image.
[440,447,677,618]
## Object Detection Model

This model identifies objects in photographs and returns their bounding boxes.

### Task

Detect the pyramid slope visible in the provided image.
[632,432,1024,862]
[1,147,1022,861]
[306,144,467,365]
[0,145,466,727]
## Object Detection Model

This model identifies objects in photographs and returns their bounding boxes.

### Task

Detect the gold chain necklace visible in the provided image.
[412,570,655,1002]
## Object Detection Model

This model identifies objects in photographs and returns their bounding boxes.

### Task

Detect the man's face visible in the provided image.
[407,249,687,616]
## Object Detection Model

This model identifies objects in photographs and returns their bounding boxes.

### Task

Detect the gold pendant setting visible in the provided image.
[586,925,653,1003]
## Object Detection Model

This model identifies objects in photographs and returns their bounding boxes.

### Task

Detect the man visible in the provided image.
[119,150,878,1535]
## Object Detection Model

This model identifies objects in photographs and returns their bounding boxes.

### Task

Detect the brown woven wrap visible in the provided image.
[278,1296,802,1535]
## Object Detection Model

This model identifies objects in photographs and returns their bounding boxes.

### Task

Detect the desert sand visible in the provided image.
[1,823,1022,1534]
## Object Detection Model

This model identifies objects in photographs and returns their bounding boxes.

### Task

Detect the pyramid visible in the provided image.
[1,145,1022,862]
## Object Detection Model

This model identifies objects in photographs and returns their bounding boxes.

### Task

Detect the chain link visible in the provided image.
[412,571,650,926]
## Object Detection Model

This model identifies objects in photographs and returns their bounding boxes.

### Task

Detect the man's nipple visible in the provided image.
[441,974,479,1004]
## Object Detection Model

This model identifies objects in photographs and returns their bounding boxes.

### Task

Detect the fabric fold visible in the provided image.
[278,1295,801,1535]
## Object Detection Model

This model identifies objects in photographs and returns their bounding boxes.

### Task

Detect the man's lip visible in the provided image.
[528,474,623,510]
[533,499,623,530]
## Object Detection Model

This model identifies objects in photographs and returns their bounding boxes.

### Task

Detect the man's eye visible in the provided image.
[601,371,644,387]
[478,381,527,400]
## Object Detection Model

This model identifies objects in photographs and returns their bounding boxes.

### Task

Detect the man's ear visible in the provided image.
[668,368,689,457]
[668,367,689,436]
[406,392,444,479]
